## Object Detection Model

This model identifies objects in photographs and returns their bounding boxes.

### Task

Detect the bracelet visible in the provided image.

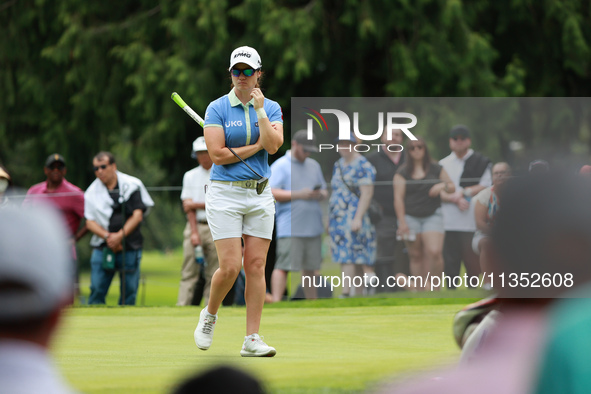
[255,108,267,120]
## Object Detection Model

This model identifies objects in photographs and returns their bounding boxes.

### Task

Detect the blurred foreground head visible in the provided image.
[0,205,73,327]
[173,365,265,394]
[492,171,591,298]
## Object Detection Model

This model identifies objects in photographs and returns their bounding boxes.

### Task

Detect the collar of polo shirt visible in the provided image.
[229,88,255,107]
[228,89,256,145]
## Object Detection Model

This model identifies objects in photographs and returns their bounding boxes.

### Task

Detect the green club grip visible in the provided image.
[171,92,187,108]
[171,92,205,128]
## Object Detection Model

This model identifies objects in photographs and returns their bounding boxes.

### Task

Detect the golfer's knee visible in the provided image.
[217,265,241,281]
[244,258,265,277]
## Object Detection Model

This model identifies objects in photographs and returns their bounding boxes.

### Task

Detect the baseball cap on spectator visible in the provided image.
[334,132,357,144]
[0,206,73,322]
[450,125,471,139]
[293,130,319,153]
[192,137,208,153]
[229,46,262,71]
[529,159,549,174]
[45,153,66,168]
[191,137,208,159]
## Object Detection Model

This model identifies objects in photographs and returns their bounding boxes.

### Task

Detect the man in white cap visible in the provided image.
[177,137,219,306]
[0,205,76,393]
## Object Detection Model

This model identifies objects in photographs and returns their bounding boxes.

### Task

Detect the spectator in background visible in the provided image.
[328,134,377,297]
[84,151,154,305]
[269,130,327,302]
[579,164,591,176]
[177,137,219,307]
[440,125,491,289]
[367,128,409,292]
[377,171,591,394]
[394,138,454,291]
[23,154,87,295]
[533,284,591,394]
[0,165,12,209]
[533,169,591,394]
[0,206,76,393]
[472,162,511,286]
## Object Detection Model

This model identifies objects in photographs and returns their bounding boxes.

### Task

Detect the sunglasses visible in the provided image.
[493,170,510,176]
[230,67,258,77]
[452,136,467,141]
[409,145,425,151]
[93,164,109,171]
[47,163,65,170]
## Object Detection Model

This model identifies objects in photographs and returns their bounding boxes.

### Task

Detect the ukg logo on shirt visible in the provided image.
[225,120,243,128]
[303,107,418,152]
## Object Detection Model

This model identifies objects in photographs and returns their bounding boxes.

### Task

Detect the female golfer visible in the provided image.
[195,46,283,357]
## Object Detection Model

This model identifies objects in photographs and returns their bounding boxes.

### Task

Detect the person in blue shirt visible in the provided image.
[269,130,328,302]
[194,46,283,357]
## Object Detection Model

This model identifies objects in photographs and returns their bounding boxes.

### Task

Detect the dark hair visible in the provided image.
[398,137,433,178]
[93,151,115,164]
[173,366,265,394]
[492,172,591,297]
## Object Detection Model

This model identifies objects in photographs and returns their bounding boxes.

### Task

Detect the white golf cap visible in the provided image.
[192,136,208,152]
[228,46,262,71]
[0,205,73,321]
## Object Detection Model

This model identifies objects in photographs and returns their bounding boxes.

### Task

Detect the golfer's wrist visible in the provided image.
[255,108,267,120]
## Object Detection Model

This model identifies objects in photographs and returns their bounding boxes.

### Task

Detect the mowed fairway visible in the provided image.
[54,250,481,393]
[53,301,466,393]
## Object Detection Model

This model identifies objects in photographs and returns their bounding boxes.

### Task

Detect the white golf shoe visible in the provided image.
[194,308,217,350]
[240,333,276,357]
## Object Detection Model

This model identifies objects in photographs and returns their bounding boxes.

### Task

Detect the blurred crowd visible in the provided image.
[3,125,591,394]
[1,124,588,305]
[269,124,518,299]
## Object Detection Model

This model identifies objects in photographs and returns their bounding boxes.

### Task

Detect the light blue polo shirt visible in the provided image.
[270,151,326,238]
[204,88,283,181]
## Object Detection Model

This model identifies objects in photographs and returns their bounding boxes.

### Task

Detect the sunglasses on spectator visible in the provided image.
[493,170,510,176]
[452,136,467,141]
[93,164,109,171]
[47,163,65,170]
[231,67,258,77]
[409,145,425,151]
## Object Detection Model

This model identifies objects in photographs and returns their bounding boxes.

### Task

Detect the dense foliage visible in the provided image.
[1,0,590,248]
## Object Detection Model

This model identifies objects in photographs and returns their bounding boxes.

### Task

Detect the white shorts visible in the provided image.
[205,181,275,241]
[472,230,486,255]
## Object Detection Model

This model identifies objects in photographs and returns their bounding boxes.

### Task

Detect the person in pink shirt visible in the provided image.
[24,154,87,241]
[24,154,87,295]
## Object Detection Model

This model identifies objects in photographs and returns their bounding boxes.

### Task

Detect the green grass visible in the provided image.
[54,302,465,393]
[58,250,482,393]
[76,249,183,306]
